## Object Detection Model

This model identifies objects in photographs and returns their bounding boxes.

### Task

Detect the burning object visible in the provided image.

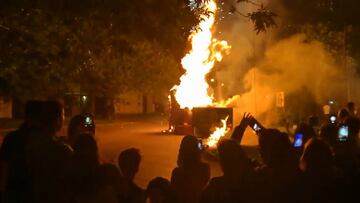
[192,107,233,148]
[169,0,233,147]
[169,106,233,148]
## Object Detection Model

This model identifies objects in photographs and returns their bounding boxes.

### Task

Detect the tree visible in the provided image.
[0,0,278,102]
[0,8,72,100]
[0,0,190,101]
[273,0,360,72]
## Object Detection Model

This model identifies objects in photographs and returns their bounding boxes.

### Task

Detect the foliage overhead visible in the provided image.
[0,0,277,100]
[248,7,277,34]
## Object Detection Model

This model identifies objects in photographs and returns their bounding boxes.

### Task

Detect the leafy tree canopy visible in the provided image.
[0,0,277,100]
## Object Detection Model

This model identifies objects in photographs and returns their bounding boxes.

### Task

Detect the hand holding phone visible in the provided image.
[197,139,203,150]
[338,125,349,142]
[293,133,303,147]
[248,117,264,134]
[84,115,93,127]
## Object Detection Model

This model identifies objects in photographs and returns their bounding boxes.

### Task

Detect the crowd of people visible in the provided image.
[0,100,360,203]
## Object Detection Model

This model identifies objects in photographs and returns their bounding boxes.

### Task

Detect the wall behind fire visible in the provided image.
[114,91,155,114]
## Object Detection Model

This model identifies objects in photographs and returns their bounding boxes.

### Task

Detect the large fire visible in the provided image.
[172,0,231,147]
[172,0,230,109]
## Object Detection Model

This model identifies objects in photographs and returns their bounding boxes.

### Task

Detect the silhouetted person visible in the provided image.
[319,124,338,148]
[294,122,317,157]
[308,115,319,129]
[67,113,95,147]
[308,115,320,134]
[298,138,341,203]
[146,177,177,203]
[201,139,256,203]
[171,135,209,203]
[256,129,300,203]
[332,117,360,202]
[70,134,118,203]
[0,101,44,203]
[346,102,356,117]
[25,101,73,203]
[338,108,350,124]
[345,116,360,144]
[118,148,145,203]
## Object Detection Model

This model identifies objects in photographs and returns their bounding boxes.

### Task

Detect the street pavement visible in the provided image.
[94,115,260,188]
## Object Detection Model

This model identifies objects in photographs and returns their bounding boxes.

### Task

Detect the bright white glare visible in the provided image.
[189,0,197,10]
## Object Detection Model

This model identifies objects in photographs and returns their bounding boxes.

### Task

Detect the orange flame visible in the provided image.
[206,116,230,148]
[172,0,231,109]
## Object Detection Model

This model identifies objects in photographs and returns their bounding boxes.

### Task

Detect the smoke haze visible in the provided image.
[215,1,360,127]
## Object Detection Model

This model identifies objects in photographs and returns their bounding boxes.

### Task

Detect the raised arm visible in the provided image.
[231,113,253,143]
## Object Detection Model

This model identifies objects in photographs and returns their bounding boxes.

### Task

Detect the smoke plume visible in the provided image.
[215,1,360,127]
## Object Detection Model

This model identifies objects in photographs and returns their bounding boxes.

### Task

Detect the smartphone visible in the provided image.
[249,117,263,133]
[85,116,92,126]
[197,142,202,150]
[197,139,203,150]
[329,115,337,124]
[293,133,303,148]
[338,125,349,142]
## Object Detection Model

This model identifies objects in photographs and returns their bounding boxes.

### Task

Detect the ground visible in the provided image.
[0,114,260,188]
[93,114,260,187]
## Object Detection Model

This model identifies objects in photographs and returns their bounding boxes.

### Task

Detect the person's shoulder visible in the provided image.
[171,166,183,179]
[99,163,122,178]
[171,166,183,175]
[52,137,73,154]
[208,176,225,185]
[0,128,25,155]
[204,176,226,193]
[2,130,17,144]
[130,181,145,195]
[0,131,16,159]
[3,126,27,142]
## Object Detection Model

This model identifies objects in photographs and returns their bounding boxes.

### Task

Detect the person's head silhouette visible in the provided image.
[68,114,95,145]
[259,129,296,169]
[23,100,45,128]
[177,135,201,167]
[300,138,333,175]
[217,139,251,177]
[41,101,64,136]
[338,108,350,124]
[320,124,338,147]
[347,102,356,115]
[118,148,141,181]
[146,177,172,203]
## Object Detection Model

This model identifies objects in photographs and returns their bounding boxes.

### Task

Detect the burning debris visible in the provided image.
[206,116,230,148]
